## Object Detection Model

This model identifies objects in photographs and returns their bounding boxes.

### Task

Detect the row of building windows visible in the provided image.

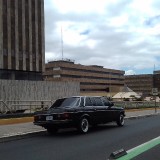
[80,82,122,86]
[126,84,153,87]
[125,79,153,82]
[0,69,42,80]
[47,74,124,81]
[132,88,152,91]
[80,88,109,92]
[46,66,123,76]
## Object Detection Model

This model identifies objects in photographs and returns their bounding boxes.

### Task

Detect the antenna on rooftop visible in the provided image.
[61,26,64,60]
[153,64,156,74]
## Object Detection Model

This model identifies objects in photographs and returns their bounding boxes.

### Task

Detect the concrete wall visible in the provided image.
[0,80,80,101]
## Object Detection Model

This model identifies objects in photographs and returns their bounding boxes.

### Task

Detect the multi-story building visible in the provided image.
[154,70,160,74]
[44,60,125,96]
[125,71,160,97]
[0,0,45,80]
[153,70,160,92]
[125,74,153,96]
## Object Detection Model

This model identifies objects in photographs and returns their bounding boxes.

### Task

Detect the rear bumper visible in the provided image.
[34,119,74,128]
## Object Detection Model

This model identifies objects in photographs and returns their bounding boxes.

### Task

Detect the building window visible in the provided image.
[53,75,61,78]
[53,67,60,70]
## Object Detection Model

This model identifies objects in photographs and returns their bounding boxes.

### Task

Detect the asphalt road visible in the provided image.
[0,116,160,160]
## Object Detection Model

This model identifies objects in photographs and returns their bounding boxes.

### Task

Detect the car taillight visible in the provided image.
[34,116,38,121]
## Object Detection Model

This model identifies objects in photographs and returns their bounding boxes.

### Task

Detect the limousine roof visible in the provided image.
[71,96,106,98]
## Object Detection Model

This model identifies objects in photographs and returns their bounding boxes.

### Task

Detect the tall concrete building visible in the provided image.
[0,0,45,80]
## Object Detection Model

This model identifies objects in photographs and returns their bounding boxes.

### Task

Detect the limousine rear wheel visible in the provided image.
[78,117,89,133]
[116,114,124,126]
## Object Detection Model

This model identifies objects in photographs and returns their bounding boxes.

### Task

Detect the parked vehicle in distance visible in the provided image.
[34,96,125,134]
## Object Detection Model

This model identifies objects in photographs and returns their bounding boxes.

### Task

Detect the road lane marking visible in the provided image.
[117,136,160,160]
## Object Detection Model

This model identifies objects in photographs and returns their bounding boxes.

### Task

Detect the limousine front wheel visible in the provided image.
[116,114,124,126]
[78,118,89,133]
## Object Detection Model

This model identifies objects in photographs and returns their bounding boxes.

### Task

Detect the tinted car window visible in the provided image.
[90,97,97,106]
[90,97,104,106]
[50,97,80,108]
[101,97,110,106]
[85,97,92,106]
[94,97,104,106]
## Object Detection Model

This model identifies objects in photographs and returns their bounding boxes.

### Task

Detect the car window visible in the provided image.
[92,97,104,106]
[85,97,92,106]
[101,97,111,106]
[50,97,80,108]
[96,97,104,106]
[90,97,97,106]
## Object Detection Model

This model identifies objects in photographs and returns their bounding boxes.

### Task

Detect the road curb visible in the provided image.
[0,113,159,143]
[0,130,46,143]
[125,112,160,120]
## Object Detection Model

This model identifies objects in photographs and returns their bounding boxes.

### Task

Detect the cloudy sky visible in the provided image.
[44,0,160,75]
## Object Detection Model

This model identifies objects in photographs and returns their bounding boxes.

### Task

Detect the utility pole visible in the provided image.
[61,26,64,60]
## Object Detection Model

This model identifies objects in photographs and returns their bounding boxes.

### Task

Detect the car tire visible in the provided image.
[116,114,124,126]
[78,117,89,133]
[47,127,58,134]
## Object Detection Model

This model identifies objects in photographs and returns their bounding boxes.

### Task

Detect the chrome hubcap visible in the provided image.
[81,119,88,132]
[120,115,124,125]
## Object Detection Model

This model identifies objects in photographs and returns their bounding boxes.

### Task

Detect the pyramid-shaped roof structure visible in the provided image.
[120,84,133,92]
[113,84,141,99]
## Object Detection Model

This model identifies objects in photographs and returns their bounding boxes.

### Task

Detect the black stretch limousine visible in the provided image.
[34,96,125,133]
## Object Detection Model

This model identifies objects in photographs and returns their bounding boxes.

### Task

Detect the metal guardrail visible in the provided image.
[0,100,53,114]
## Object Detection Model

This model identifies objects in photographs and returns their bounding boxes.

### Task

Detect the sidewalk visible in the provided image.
[125,108,159,117]
[0,108,159,140]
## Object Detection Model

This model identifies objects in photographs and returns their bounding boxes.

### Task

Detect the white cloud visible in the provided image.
[52,0,110,14]
[125,70,136,75]
[130,0,153,15]
[44,0,160,73]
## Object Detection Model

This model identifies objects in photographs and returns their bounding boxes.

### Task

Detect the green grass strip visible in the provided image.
[117,136,160,160]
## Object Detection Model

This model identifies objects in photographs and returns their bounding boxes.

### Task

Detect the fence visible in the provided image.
[113,101,160,109]
[0,80,80,102]
[0,100,54,114]
[0,79,80,114]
